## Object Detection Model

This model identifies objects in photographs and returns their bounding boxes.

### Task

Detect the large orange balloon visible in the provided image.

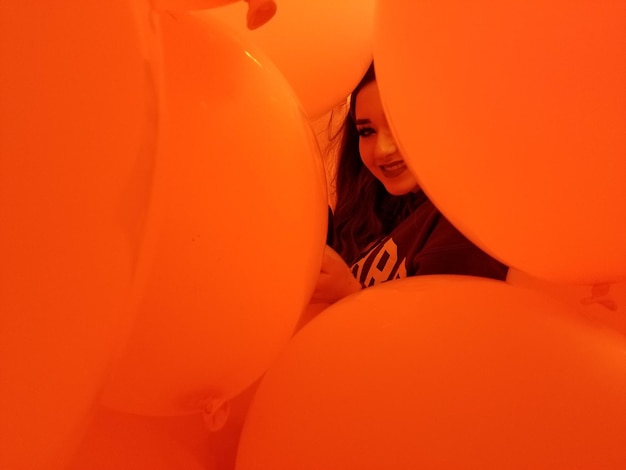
[101,11,327,417]
[0,1,156,469]
[507,268,626,338]
[154,0,238,10]
[154,0,277,30]
[68,407,217,470]
[204,0,374,118]
[236,276,626,469]
[374,1,626,284]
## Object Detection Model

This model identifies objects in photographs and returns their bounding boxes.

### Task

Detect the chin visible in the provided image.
[384,182,420,196]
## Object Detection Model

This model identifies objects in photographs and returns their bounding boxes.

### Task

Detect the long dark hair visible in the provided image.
[331,63,420,265]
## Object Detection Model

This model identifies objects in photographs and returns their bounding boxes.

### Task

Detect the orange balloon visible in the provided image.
[236,276,626,469]
[68,407,217,470]
[101,11,327,416]
[154,0,238,10]
[0,1,156,469]
[204,0,374,118]
[507,268,626,338]
[154,0,277,31]
[374,1,626,284]
[153,0,276,30]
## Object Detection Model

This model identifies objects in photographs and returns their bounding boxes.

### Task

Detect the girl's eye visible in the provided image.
[357,127,375,138]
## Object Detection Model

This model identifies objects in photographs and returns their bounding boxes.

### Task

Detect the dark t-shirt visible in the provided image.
[330,195,508,288]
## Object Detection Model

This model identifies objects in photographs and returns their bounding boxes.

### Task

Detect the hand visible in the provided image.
[310,245,362,305]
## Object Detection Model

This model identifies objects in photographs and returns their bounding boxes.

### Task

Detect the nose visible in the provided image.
[375,128,398,158]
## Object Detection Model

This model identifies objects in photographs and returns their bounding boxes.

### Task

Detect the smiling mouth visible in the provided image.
[380,161,408,178]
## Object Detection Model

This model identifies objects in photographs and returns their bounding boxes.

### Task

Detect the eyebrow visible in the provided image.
[355,118,371,125]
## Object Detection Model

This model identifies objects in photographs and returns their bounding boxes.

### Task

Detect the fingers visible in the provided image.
[311,269,362,305]
[320,245,351,273]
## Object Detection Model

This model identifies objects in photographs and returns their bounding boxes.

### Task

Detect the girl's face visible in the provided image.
[354,80,420,195]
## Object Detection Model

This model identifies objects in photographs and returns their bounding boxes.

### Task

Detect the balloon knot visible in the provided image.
[245,0,277,30]
[200,397,230,431]
[581,283,618,311]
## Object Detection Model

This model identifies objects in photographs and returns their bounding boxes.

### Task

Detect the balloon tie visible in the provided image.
[200,397,230,431]
[581,283,618,311]
[244,0,277,30]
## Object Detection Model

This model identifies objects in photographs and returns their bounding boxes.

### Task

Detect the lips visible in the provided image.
[379,161,408,178]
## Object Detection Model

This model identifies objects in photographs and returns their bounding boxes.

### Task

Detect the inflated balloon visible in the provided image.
[507,268,626,338]
[154,0,276,29]
[0,1,157,469]
[153,0,238,10]
[236,276,626,470]
[69,407,217,470]
[374,1,626,284]
[101,11,327,417]
[204,0,374,118]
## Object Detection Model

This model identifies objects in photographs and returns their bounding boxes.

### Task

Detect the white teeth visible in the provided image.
[381,161,405,170]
